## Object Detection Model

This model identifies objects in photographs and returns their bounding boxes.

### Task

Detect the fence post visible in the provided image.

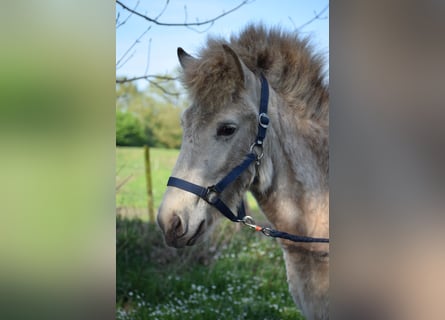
[144,145,155,222]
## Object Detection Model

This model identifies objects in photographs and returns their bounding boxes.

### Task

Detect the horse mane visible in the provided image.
[180,24,328,122]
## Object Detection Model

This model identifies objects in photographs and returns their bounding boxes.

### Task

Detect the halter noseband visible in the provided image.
[167,74,329,244]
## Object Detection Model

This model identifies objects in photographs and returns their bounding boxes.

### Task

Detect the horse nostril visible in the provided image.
[172,214,185,237]
[164,213,188,247]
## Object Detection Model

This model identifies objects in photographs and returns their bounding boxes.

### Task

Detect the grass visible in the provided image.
[116,147,302,319]
[116,217,303,320]
[116,147,178,212]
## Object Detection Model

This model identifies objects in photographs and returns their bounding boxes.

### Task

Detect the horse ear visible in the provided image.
[177,47,195,69]
[222,44,245,87]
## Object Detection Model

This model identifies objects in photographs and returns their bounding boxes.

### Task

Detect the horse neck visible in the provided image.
[250,91,329,244]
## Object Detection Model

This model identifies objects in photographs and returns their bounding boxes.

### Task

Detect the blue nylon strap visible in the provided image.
[237,200,246,220]
[167,177,242,222]
[256,74,270,145]
[214,153,257,193]
[267,229,330,243]
[167,153,255,222]
[212,198,240,222]
[167,177,207,199]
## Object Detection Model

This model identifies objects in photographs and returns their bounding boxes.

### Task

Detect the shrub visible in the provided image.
[116,111,146,146]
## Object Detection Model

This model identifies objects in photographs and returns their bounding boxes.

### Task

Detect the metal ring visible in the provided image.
[262,227,272,236]
[242,215,255,225]
[249,143,264,160]
[205,186,219,205]
[259,113,270,128]
[242,216,257,230]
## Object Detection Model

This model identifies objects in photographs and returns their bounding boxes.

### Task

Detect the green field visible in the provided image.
[116,147,178,211]
[116,147,302,319]
[117,217,302,320]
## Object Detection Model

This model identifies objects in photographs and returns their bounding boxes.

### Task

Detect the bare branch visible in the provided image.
[178,4,215,33]
[116,0,254,85]
[288,16,297,30]
[155,0,170,20]
[117,76,181,101]
[186,20,215,34]
[183,4,188,24]
[148,80,180,99]
[116,174,133,192]
[144,38,152,75]
[116,26,152,69]
[116,52,135,71]
[116,75,178,84]
[116,0,140,28]
[116,0,251,28]
[296,5,329,31]
[117,0,171,71]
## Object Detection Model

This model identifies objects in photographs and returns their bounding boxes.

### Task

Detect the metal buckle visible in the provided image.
[261,227,272,236]
[250,142,264,166]
[249,142,264,160]
[242,216,257,229]
[242,216,266,233]
[259,113,269,128]
[204,185,219,204]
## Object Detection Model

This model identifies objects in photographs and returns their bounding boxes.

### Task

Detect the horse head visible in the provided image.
[157,45,265,248]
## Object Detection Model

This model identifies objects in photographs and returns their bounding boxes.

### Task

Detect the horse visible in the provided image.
[157,24,329,320]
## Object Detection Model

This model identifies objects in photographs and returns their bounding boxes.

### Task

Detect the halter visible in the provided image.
[167,74,329,244]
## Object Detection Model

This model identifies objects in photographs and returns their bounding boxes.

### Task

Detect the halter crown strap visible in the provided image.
[256,74,270,145]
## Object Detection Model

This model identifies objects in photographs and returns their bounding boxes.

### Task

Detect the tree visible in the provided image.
[116,110,146,146]
[149,103,183,149]
[116,76,184,148]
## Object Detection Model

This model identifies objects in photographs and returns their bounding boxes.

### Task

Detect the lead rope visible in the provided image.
[242,216,329,243]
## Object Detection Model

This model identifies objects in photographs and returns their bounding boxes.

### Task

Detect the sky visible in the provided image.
[116,0,329,88]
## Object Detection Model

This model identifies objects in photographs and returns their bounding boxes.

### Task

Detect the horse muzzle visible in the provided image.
[157,203,207,248]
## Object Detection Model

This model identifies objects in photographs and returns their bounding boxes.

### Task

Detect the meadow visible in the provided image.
[116,147,178,213]
[116,147,303,319]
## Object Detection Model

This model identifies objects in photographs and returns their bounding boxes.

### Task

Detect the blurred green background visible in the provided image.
[0,1,115,319]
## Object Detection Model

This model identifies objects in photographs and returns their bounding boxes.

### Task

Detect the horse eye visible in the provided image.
[217,124,237,137]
